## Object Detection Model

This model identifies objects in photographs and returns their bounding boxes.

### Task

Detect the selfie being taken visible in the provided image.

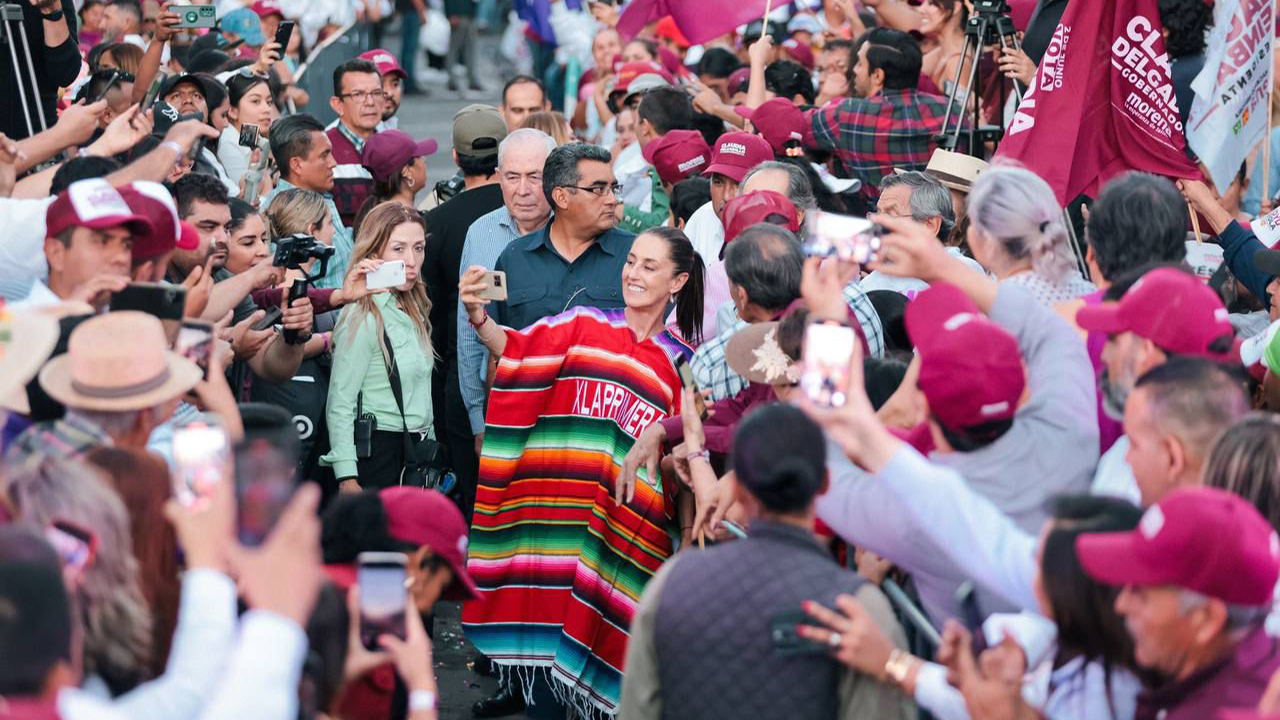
[4,0,1280,719]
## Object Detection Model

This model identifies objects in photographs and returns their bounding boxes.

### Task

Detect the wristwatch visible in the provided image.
[883,648,918,686]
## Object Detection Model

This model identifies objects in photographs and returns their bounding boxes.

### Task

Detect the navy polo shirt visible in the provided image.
[492,223,636,331]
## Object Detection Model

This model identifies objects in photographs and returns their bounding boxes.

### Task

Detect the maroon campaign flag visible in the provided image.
[617,0,772,45]
[995,0,1199,204]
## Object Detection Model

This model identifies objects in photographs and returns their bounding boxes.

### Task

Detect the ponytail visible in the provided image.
[645,226,705,345]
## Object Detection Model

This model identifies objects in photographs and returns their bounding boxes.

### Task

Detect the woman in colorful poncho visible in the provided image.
[458,227,705,717]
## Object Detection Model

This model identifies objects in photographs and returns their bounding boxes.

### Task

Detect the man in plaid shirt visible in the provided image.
[806,27,952,200]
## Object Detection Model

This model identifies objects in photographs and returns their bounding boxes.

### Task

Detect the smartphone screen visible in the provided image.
[800,322,856,408]
[171,416,230,507]
[235,436,297,547]
[174,321,213,379]
[45,521,94,575]
[358,553,409,650]
[238,123,260,148]
[366,260,406,291]
[801,210,882,264]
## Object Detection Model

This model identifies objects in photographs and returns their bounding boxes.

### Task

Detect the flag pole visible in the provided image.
[1265,36,1275,206]
[763,0,773,27]
[1189,200,1203,244]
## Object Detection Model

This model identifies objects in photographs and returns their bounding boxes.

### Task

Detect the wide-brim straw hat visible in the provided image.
[725,321,800,385]
[895,148,989,193]
[38,310,202,412]
[0,308,60,413]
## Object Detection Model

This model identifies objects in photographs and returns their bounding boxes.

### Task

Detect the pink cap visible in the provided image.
[641,129,711,186]
[359,48,408,80]
[250,0,284,19]
[1076,267,1233,359]
[704,131,774,183]
[906,283,1025,430]
[735,98,806,155]
[379,487,479,601]
[46,179,153,240]
[360,130,438,183]
[1077,486,1280,606]
[780,38,815,70]
[721,190,801,255]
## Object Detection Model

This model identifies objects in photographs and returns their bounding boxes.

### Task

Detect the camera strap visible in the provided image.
[378,324,440,487]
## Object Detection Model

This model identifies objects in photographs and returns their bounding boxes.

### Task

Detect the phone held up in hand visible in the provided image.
[110,282,187,321]
[358,552,409,651]
[800,321,857,408]
[238,123,260,148]
[802,210,883,264]
[365,260,407,291]
[174,320,213,380]
[274,20,296,51]
[171,414,230,508]
[478,270,508,301]
[171,5,217,28]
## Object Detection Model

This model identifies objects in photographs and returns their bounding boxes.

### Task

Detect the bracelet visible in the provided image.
[40,8,63,21]
[687,448,711,463]
[468,310,488,329]
[408,689,437,712]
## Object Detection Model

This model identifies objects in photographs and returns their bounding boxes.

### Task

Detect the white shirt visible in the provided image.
[1091,436,1141,506]
[684,201,725,264]
[217,126,252,191]
[10,278,61,312]
[0,197,55,296]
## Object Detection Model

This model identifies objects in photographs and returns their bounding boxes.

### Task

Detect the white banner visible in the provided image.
[1187,0,1274,195]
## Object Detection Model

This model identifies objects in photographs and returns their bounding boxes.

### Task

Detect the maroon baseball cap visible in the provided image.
[1077,486,1280,606]
[642,130,711,186]
[735,98,806,156]
[780,38,815,70]
[704,131,774,183]
[124,181,199,263]
[1076,267,1233,358]
[608,61,675,98]
[379,487,479,601]
[906,283,1025,430]
[251,0,284,19]
[726,67,751,97]
[46,179,153,240]
[361,130,439,183]
[720,190,801,256]
[359,48,408,80]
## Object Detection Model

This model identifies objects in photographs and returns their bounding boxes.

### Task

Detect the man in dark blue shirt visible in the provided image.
[492,142,635,330]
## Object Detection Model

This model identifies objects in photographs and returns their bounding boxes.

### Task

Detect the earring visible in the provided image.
[406,176,415,189]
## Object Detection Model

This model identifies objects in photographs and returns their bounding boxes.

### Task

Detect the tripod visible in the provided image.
[1,3,49,137]
[935,0,1021,157]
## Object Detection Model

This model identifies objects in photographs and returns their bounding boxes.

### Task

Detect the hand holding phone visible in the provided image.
[250,305,283,332]
[478,270,508,301]
[358,552,409,651]
[800,321,857,408]
[110,282,188,321]
[171,415,230,507]
[238,123,260,148]
[365,260,407,291]
[170,4,217,28]
[802,210,883,264]
[175,321,214,380]
[273,20,295,53]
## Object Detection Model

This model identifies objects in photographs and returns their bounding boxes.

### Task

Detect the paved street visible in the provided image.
[380,34,533,720]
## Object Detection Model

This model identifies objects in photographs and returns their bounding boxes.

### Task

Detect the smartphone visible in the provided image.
[799,321,857,408]
[802,210,883,264]
[171,4,216,28]
[674,356,707,419]
[769,607,832,657]
[238,123,260,148]
[234,435,297,547]
[140,72,166,110]
[44,519,97,577]
[110,282,187,321]
[92,71,124,104]
[358,552,409,651]
[250,305,283,332]
[477,270,508,301]
[366,260,407,291]
[273,20,295,51]
[171,415,230,508]
[174,320,213,379]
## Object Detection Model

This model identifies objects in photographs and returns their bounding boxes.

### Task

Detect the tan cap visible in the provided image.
[452,104,508,159]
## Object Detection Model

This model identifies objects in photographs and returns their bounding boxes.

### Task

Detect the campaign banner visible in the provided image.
[617,0,771,45]
[1187,0,1274,195]
[996,0,1199,204]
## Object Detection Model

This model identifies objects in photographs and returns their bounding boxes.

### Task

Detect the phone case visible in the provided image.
[768,608,831,657]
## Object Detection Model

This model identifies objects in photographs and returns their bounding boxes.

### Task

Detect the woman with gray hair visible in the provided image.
[966,165,1095,306]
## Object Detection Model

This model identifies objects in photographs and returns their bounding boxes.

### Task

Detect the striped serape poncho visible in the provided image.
[461,306,693,716]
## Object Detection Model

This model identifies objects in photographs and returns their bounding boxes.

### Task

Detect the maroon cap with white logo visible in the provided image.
[46,179,153,240]
[1076,267,1233,358]
[359,48,408,80]
[905,283,1025,430]
[704,131,774,183]
[720,190,801,256]
[1077,486,1280,606]
[641,129,712,187]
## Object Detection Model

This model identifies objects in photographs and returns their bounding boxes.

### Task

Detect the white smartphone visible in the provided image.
[365,260,407,291]
[799,322,857,408]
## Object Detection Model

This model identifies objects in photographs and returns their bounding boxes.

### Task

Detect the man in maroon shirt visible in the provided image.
[325,58,381,228]
[1077,487,1280,720]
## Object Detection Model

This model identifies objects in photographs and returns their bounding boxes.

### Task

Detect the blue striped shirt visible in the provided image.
[457,206,525,435]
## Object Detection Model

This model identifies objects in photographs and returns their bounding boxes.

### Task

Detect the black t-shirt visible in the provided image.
[1020,0,1070,66]
[421,182,504,364]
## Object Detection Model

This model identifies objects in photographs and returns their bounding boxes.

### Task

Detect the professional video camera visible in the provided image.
[272,233,335,345]
[934,0,1022,155]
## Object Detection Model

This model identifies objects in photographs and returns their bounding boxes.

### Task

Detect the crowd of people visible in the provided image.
[4,1,1280,720]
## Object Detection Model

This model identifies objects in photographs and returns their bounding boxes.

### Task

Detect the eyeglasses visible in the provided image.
[339,89,387,104]
[566,183,623,198]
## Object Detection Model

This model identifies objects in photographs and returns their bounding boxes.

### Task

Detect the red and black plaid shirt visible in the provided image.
[806,88,954,199]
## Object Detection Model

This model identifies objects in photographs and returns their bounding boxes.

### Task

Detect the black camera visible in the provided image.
[272,233,335,345]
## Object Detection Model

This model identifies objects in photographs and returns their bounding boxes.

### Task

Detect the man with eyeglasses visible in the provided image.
[489,142,634,334]
[325,58,381,228]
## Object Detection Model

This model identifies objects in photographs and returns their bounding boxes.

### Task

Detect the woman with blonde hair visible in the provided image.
[521,110,574,145]
[965,165,1095,306]
[321,202,435,493]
